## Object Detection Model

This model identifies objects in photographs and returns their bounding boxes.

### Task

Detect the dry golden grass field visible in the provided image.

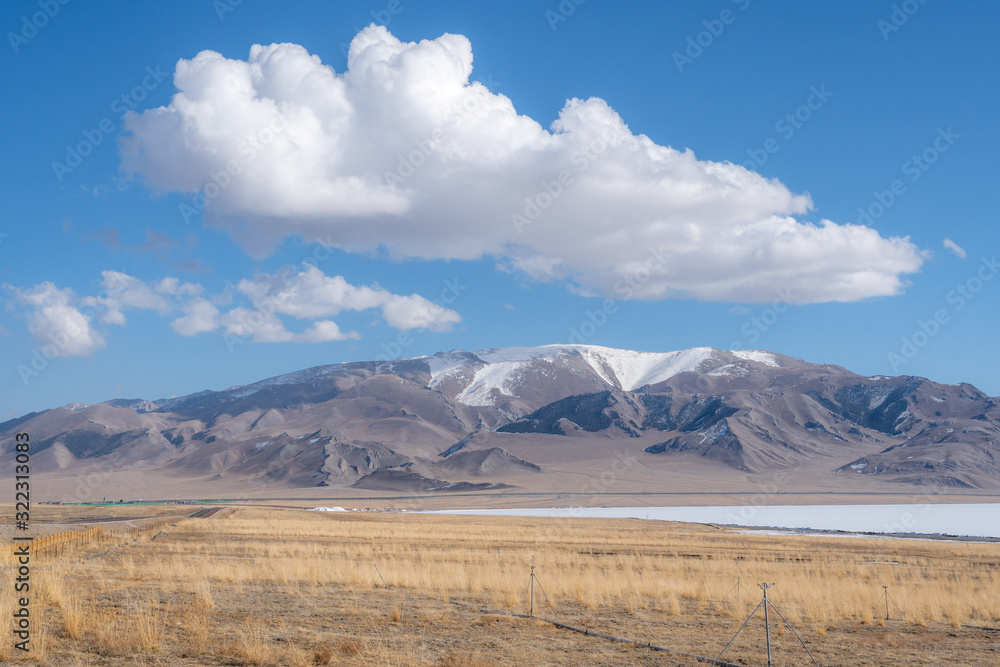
[2,503,1000,666]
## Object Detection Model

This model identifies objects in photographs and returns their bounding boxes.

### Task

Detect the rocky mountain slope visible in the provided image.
[2,345,999,499]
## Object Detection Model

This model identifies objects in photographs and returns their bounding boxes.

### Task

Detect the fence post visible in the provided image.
[528,565,535,618]
[373,563,388,588]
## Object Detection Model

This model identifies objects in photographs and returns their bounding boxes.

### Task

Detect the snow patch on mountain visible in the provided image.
[699,420,730,444]
[707,363,741,377]
[731,350,779,367]
[576,346,716,390]
[469,345,718,393]
[869,387,894,410]
[457,360,531,406]
[422,345,732,405]
[425,351,482,387]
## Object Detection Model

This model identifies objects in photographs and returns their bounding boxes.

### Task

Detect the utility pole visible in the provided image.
[713,582,818,667]
[883,586,890,621]
[527,565,551,617]
[760,583,774,667]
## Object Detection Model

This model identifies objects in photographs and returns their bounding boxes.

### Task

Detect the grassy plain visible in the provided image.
[1,504,999,665]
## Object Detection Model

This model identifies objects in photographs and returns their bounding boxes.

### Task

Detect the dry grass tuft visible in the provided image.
[61,592,83,639]
[337,638,363,656]
[221,619,274,666]
[181,597,211,656]
[438,649,495,667]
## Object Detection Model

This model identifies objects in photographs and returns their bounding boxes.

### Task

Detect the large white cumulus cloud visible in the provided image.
[121,26,926,303]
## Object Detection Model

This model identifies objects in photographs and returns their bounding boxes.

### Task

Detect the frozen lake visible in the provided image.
[427,503,1000,539]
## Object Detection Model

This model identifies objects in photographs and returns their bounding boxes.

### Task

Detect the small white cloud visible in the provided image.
[171,298,220,336]
[237,266,462,332]
[220,307,295,343]
[729,306,750,315]
[81,271,172,325]
[6,282,105,357]
[943,238,967,259]
[381,294,462,332]
[298,320,360,342]
[217,308,360,343]
[237,268,386,319]
[157,276,204,296]
[503,303,515,310]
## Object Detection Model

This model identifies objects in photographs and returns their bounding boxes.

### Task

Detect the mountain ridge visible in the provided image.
[3,344,998,500]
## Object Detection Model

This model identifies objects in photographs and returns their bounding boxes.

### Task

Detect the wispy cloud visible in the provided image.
[80,227,122,250]
[79,227,211,273]
[132,228,176,260]
[943,238,967,259]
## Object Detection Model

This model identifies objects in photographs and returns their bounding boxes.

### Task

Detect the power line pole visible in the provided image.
[527,565,552,617]
[760,583,774,667]
[714,582,819,667]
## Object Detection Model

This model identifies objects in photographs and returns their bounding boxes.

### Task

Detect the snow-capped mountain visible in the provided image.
[2,345,998,499]
[422,345,780,407]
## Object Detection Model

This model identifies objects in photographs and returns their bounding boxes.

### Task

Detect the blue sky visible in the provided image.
[1,0,997,419]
